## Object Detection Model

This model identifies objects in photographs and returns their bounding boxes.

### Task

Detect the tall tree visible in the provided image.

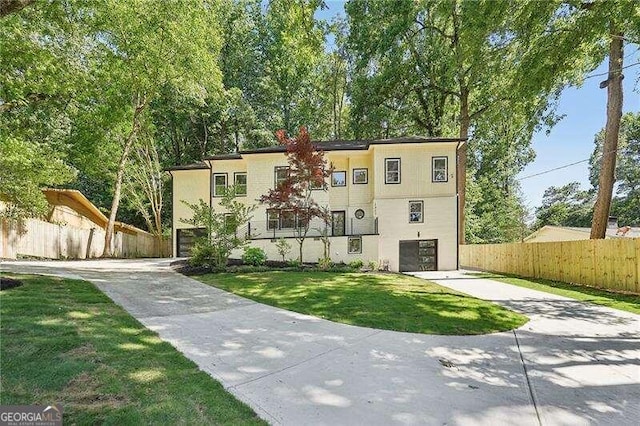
[534,182,594,229]
[93,0,223,256]
[591,28,624,238]
[505,0,638,238]
[590,112,640,227]
[262,0,327,135]
[0,0,86,218]
[346,0,577,244]
[124,132,167,253]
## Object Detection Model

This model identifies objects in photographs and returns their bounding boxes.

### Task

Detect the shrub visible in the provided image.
[348,259,364,270]
[367,260,378,271]
[318,257,333,270]
[287,259,302,268]
[242,247,267,266]
[189,243,218,268]
[180,189,256,270]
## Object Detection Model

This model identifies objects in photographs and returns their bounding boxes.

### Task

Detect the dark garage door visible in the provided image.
[399,239,438,272]
[176,228,206,257]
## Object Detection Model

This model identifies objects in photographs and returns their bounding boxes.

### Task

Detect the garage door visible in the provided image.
[399,239,437,272]
[176,228,206,257]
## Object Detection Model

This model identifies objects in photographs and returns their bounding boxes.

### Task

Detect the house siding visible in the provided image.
[375,196,458,271]
[230,235,379,264]
[171,168,210,254]
[170,140,459,271]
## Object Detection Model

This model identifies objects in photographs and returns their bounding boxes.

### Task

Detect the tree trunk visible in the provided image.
[154,201,163,256]
[591,29,623,239]
[102,96,147,257]
[298,240,303,263]
[457,88,470,245]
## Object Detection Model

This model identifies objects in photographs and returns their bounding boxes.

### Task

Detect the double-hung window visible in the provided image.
[385,158,401,184]
[274,166,289,188]
[280,210,296,229]
[409,200,424,223]
[267,209,280,230]
[212,173,227,197]
[234,172,247,196]
[310,167,324,190]
[432,156,448,182]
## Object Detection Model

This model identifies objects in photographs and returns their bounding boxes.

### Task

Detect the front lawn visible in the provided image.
[0,274,264,425]
[469,272,640,315]
[192,271,528,335]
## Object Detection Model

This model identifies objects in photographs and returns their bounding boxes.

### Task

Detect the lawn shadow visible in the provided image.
[196,271,528,335]
[0,274,265,425]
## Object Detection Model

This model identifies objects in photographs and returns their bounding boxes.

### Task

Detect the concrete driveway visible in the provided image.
[1,259,638,426]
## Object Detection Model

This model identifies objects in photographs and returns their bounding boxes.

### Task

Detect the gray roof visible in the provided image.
[202,136,465,160]
[165,162,210,172]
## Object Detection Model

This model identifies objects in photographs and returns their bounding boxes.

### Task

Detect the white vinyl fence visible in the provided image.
[0,218,170,259]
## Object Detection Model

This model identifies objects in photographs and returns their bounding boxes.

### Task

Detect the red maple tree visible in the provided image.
[260,127,332,262]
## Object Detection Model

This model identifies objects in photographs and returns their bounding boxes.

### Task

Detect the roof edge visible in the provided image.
[165,162,210,171]
[202,136,465,160]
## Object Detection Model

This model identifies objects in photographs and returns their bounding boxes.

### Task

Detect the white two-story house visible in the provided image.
[168,136,465,271]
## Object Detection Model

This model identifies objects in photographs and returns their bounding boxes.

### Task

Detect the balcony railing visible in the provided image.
[244,217,378,240]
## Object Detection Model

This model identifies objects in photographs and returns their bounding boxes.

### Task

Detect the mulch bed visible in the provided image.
[1,277,23,291]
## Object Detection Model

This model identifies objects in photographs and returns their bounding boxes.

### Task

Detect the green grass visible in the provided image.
[192,271,528,335]
[0,274,264,425]
[468,272,640,315]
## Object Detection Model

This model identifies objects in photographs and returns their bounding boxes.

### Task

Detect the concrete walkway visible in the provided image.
[1,259,638,426]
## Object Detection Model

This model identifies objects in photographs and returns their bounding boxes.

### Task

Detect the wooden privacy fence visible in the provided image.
[460,239,640,294]
[0,218,171,260]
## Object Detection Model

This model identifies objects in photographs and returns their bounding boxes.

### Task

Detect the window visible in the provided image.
[267,209,279,230]
[274,166,289,188]
[409,200,424,223]
[332,211,345,236]
[385,158,400,184]
[310,167,324,190]
[224,213,238,233]
[432,156,448,182]
[353,168,368,184]
[348,236,362,254]
[331,170,347,187]
[213,173,227,197]
[280,210,296,229]
[267,209,302,230]
[234,172,247,196]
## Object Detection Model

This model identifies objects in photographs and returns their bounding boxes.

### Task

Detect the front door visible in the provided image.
[399,239,437,272]
[332,211,345,236]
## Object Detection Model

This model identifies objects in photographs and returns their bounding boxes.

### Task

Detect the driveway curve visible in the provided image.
[1,259,638,426]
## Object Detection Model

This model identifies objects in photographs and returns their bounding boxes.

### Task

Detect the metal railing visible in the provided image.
[246,217,378,240]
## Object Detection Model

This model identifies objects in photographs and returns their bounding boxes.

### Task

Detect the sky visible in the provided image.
[519,46,639,210]
[316,1,640,210]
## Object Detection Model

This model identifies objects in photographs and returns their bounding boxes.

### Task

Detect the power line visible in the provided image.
[583,62,640,80]
[517,147,621,181]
